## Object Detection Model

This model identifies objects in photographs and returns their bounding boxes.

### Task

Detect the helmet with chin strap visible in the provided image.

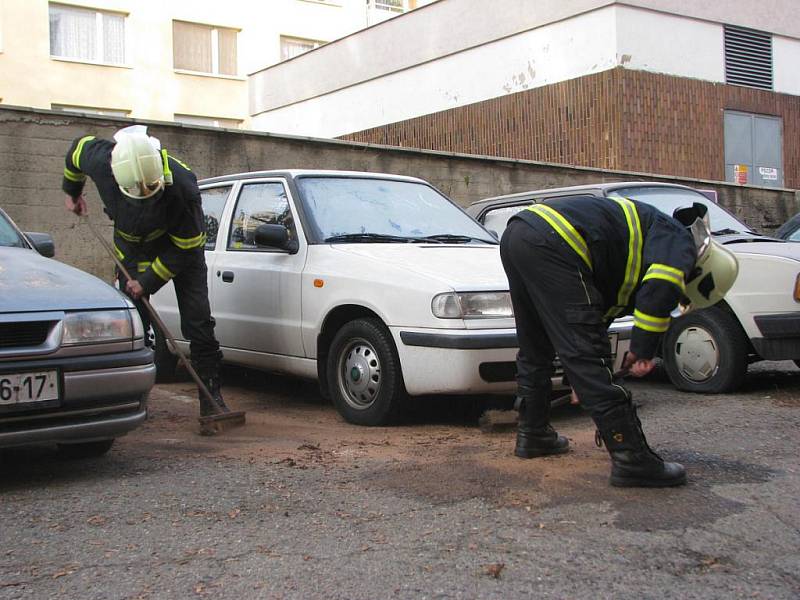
[110,126,167,204]
[673,202,739,314]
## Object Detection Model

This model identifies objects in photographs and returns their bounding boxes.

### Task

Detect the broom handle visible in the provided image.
[84,218,224,413]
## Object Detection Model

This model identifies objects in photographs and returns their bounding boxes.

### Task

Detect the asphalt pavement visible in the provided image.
[1,362,798,599]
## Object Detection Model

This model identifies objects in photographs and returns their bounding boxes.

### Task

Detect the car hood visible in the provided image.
[330,244,508,290]
[716,235,800,261]
[0,247,129,313]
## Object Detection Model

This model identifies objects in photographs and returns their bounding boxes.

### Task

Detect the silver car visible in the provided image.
[0,208,154,457]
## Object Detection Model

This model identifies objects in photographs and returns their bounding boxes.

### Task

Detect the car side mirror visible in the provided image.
[254,224,299,254]
[25,232,55,258]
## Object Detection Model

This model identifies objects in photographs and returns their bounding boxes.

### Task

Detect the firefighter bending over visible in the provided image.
[62,125,229,417]
[500,194,737,487]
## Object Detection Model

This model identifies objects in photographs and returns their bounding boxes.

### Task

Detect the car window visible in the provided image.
[482,205,529,237]
[0,211,25,248]
[296,177,496,243]
[228,182,295,251]
[609,187,752,233]
[200,186,232,250]
[788,229,800,242]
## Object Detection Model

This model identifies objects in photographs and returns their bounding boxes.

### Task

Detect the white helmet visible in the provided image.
[110,126,165,201]
[673,203,739,314]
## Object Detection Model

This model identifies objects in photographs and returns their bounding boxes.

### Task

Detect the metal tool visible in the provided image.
[83,216,246,435]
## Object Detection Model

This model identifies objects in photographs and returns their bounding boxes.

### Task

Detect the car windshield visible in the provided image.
[296,177,497,244]
[609,186,753,234]
[0,212,25,248]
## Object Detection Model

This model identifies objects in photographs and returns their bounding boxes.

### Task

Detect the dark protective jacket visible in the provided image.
[512,194,697,359]
[62,136,206,295]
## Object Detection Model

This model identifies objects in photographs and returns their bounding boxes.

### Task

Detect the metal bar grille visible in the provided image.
[724,25,773,90]
[0,322,53,349]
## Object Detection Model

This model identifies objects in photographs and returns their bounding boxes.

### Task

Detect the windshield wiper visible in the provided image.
[325,233,419,243]
[421,234,497,244]
[711,228,743,235]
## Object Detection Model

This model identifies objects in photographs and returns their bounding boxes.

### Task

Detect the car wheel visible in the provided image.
[153,327,178,382]
[662,307,748,393]
[57,439,115,459]
[327,318,406,426]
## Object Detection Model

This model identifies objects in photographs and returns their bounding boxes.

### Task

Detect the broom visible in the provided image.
[84,217,246,435]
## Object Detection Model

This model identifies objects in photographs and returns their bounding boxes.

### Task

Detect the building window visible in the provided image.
[373,0,404,11]
[49,3,125,64]
[52,104,129,117]
[724,111,783,188]
[724,24,772,90]
[174,114,242,129]
[173,21,237,76]
[280,36,325,61]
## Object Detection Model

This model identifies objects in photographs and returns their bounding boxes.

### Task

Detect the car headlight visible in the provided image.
[431,292,513,319]
[62,310,134,345]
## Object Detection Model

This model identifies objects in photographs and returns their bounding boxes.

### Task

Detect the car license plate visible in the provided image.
[0,371,59,405]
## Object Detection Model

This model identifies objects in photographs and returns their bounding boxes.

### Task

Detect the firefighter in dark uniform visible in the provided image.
[500,194,738,487]
[62,125,229,416]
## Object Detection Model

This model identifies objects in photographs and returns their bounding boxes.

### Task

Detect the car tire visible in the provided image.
[662,307,748,393]
[153,327,178,382]
[57,439,115,459]
[327,318,406,426]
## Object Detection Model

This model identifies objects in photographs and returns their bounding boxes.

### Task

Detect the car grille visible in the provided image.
[0,321,53,349]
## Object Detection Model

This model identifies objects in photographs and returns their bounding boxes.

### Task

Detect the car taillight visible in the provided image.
[794,274,800,302]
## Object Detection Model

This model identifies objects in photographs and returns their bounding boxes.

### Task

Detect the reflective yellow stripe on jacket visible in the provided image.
[116,228,166,243]
[642,263,685,291]
[151,257,175,281]
[169,232,206,250]
[633,309,670,333]
[63,167,85,182]
[527,204,592,270]
[604,197,643,320]
[71,135,95,171]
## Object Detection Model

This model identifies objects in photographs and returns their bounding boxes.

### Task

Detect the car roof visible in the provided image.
[199,169,428,186]
[468,181,703,212]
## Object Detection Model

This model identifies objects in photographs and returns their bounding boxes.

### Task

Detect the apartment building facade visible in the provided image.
[0,0,429,128]
[250,0,800,189]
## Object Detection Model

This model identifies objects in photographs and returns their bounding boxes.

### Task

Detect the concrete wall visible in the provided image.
[1,105,797,282]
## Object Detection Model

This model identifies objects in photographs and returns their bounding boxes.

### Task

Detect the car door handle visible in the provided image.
[221,271,234,283]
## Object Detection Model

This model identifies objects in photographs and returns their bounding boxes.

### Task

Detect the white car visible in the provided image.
[467,182,800,394]
[150,170,626,425]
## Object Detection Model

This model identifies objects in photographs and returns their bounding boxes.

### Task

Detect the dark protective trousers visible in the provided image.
[500,218,630,419]
[119,253,223,377]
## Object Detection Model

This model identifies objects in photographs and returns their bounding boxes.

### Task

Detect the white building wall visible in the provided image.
[615,6,725,82]
[251,7,620,137]
[774,36,800,96]
[249,0,800,139]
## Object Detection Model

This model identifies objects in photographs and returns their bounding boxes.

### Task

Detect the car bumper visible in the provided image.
[0,348,154,448]
[394,327,628,396]
[752,313,800,360]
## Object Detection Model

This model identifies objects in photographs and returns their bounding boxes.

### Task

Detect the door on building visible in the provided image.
[724,111,783,188]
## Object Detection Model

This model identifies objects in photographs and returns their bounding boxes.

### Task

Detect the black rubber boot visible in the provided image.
[514,394,569,458]
[198,375,230,417]
[594,403,686,487]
